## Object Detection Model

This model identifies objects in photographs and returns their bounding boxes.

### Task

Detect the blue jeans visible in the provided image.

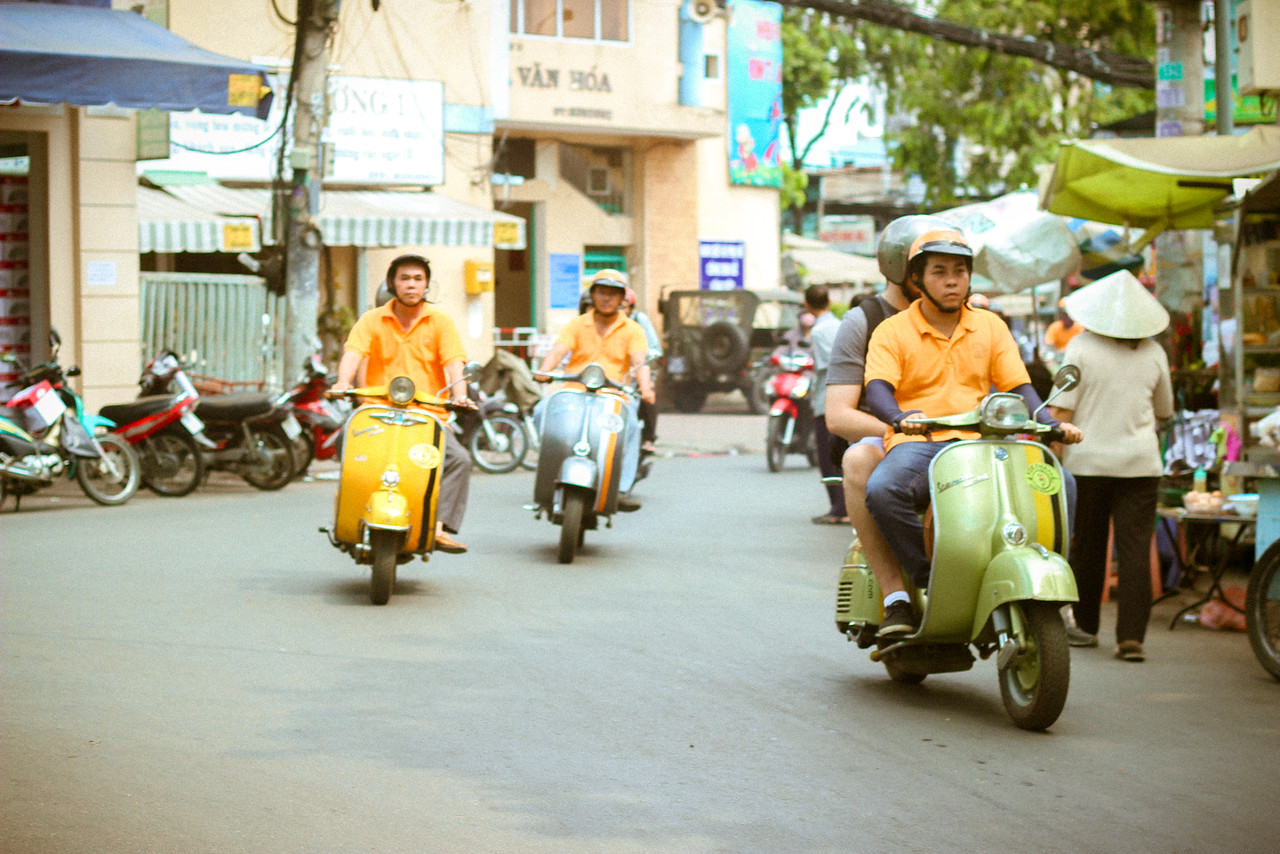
[865,440,1077,589]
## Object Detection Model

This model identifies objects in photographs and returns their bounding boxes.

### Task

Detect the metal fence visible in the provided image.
[140,272,288,392]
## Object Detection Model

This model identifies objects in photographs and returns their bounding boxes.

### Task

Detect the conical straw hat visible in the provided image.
[1063,269,1169,339]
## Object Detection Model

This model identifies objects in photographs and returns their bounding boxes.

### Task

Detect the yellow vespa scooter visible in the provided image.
[320,374,466,605]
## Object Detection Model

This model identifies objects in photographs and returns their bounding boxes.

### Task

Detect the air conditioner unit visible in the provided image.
[587,167,610,196]
[686,0,716,25]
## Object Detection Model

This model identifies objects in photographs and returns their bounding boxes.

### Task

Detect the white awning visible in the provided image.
[138,186,261,253]
[139,184,526,252]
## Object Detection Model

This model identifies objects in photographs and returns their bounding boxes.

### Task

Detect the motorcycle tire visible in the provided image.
[469,412,528,474]
[75,432,141,506]
[744,369,773,415]
[558,488,588,564]
[241,424,298,491]
[700,321,749,374]
[1246,539,1280,682]
[369,528,399,606]
[998,601,1071,731]
[290,430,315,480]
[766,415,788,472]
[140,429,204,497]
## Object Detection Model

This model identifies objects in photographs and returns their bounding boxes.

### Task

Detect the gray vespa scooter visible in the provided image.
[528,363,636,564]
[835,366,1081,731]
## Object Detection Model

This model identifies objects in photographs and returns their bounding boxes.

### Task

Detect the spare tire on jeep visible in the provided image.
[700,321,749,374]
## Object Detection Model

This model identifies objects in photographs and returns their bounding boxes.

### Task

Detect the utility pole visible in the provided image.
[283,0,341,385]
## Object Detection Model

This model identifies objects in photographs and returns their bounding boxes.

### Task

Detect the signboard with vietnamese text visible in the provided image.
[699,240,745,290]
[819,215,876,256]
[143,75,445,187]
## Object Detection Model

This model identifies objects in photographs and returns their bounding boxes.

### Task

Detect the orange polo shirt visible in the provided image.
[555,310,648,384]
[1044,319,1083,350]
[344,301,466,396]
[865,301,1030,450]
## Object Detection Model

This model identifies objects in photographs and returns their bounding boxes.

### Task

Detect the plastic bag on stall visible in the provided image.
[1165,409,1221,474]
[1250,407,1280,451]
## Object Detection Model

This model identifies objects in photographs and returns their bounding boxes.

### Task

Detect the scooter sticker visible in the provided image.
[408,443,441,470]
[599,412,624,434]
[1025,462,1061,495]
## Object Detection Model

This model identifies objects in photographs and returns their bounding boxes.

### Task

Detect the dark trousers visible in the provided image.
[1070,475,1159,642]
[638,399,658,445]
[813,415,847,517]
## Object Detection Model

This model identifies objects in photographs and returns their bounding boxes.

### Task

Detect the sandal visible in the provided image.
[811,514,850,526]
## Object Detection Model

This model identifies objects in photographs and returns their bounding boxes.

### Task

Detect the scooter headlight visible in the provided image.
[793,375,811,397]
[388,376,416,404]
[381,465,401,488]
[1002,522,1028,547]
[981,394,1030,430]
[580,364,607,391]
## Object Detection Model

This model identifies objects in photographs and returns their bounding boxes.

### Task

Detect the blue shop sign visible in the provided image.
[699,240,745,290]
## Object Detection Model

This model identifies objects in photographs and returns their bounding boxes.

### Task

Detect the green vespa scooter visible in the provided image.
[835,366,1081,731]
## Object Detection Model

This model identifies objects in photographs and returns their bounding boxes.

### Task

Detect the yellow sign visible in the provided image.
[220,223,258,252]
[492,220,523,249]
[227,74,265,108]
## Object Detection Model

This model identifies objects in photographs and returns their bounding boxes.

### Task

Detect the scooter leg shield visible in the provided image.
[971,547,1078,639]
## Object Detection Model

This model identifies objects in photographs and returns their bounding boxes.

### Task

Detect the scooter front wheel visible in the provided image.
[765,415,788,472]
[558,489,588,564]
[998,601,1070,731]
[76,433,141,506]
[469,413,527,474]
[369,529,399,605]
[241,424,298,491]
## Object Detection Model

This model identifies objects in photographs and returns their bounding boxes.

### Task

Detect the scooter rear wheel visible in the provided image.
[558,489,588,564]
[998,601,1071,731]
[369,529,399,606]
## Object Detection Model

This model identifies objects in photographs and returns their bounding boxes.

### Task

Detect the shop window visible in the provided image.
[584,248,627,277]
[511,0,629,42]
[494,137,537,180]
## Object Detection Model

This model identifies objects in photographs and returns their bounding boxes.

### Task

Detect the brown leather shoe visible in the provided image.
[433,529,468,554]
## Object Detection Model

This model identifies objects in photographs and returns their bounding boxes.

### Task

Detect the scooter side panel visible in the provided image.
[335,404,445,552]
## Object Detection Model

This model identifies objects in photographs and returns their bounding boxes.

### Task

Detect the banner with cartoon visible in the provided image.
[726,0,783,188]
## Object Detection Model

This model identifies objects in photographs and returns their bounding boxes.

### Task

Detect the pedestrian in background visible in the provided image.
[1049,270,1174,662]
[806,284,846,525]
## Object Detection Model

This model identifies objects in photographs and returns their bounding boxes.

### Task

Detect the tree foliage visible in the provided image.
[781,0,1157,208]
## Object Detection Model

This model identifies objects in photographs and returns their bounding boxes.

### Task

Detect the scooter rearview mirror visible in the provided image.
[1052,364,1080,393]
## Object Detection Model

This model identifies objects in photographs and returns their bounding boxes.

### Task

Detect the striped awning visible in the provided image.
[140,184,525,252]
[138,186,261,253]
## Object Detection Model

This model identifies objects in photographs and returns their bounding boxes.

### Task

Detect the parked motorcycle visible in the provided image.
[1246,538,1280,681]
[834,366,1081,731]
[99,381,207,497]
[764,348,816,472]
[0,331,140,509]
[278,353,347,477]
[139,350,300,490]
[320,373,469,605]
[529,363,639,564]
[455,377,528,474]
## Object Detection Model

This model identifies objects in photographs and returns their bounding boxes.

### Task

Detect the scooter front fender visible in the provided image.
[972,546,1078,638]
[769,399,798,418]
[558,455,598,491]
[364,487,413,532]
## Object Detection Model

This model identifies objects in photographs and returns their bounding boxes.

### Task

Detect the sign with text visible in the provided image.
[819,215,876,255]
[145,76,445,186]
[699,241,745,290]
[549,253,583,309]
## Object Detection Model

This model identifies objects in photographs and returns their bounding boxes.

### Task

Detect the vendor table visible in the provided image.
[1155,508,1254,629]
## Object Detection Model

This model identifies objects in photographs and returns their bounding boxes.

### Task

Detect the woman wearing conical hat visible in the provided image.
[1049,270,1175,662]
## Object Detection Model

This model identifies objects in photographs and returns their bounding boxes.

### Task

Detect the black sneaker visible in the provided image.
[878,601,917,637]
[617,494,642,512]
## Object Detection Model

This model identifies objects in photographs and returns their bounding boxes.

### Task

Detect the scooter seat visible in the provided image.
[100,395,180,424]
[193,392,274,421]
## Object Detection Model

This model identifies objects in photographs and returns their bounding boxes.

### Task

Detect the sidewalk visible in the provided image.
[652,405,765,457]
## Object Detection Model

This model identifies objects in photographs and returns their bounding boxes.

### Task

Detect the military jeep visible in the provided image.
[658,288,805,413]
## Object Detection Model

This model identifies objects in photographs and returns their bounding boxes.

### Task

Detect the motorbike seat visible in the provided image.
[100,394,181,425]
[193,392,275,421]
[0,429,58,457]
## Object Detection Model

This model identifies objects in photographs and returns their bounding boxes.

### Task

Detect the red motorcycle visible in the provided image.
[99,382,208,497]
[278,354,348,476]
[764,348,817,472]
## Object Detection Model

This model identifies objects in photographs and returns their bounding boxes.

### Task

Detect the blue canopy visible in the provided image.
[0,3,272,118]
